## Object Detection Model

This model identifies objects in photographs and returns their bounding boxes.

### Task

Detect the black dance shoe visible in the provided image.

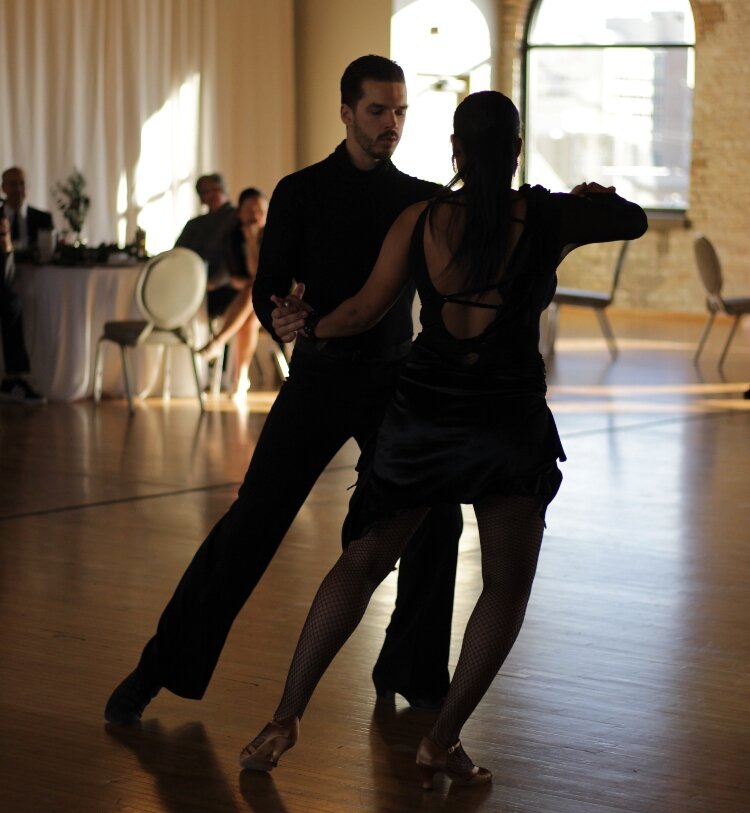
[374,686,444,711]
[104,666,161,725]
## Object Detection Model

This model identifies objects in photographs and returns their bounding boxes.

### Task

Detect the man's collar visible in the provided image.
[333,141,393,175]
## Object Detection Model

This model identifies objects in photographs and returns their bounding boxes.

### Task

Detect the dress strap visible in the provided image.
[437,208,527,310]
[441,296,502,310]
[441,281,504,310]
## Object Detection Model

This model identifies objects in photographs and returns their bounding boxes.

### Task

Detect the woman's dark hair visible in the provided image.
[340,55,405,109]
[434,91,521,290]
[238,187,264,205]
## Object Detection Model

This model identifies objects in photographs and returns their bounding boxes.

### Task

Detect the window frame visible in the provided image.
[520,0,696,216]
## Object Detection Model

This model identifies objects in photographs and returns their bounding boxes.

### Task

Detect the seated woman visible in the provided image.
[240,92,648,787]
[199,187,267,399]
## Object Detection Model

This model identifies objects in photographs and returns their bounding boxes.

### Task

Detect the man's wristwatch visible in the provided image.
[300,309,320,339]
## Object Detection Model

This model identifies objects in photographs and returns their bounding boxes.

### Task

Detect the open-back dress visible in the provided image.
[343,184,647,542]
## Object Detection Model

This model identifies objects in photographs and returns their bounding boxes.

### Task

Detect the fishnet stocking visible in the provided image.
[274,507,429,721]
[428,494,545,756]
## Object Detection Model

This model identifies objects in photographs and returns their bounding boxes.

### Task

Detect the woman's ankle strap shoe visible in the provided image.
[415,737,492,790]
[239,716,299,772]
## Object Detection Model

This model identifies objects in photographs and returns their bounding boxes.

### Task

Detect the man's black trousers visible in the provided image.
[146,348,462,701]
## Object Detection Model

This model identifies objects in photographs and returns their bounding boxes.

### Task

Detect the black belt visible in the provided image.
[294,336,411,363]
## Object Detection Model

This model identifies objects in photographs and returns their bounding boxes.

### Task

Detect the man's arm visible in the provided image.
[252,177,304,339]
[174,216,200,250]
[26,207,54,231]
[174,224,190,249]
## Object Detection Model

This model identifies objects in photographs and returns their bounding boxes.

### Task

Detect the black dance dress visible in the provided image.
[344,184,646,541]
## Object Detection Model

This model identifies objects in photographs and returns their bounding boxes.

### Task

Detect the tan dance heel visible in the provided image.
[415,737,492,790]
[239,716,299,772]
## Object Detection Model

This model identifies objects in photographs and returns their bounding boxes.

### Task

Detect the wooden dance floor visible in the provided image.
[1,309,748,813]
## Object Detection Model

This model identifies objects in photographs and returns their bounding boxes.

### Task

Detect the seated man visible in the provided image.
[175,173,238,320]
[1,166,54,261]
[0,214,45,404]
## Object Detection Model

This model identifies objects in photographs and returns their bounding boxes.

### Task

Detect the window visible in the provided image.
[524,0,695,209]
[391,0,492,184]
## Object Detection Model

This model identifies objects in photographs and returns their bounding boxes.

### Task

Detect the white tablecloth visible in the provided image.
[9,262,209,402]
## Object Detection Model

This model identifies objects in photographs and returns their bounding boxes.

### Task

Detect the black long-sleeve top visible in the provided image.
[253,141,440,355]
[175,203,237,287]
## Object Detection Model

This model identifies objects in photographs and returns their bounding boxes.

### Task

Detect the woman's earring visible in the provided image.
[452,155,457,171]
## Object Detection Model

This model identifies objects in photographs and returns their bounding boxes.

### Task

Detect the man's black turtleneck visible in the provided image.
[254,141,440,356]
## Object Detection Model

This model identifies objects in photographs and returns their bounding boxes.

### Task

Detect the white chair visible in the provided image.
[693,234,750,368]
[208,328,290,396]
[543,240,630,360]
[93,247,207,413]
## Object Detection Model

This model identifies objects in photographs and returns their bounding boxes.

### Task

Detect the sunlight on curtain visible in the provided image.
[116,172,128,248]
[0,0,294,247]
[135,74,200,255]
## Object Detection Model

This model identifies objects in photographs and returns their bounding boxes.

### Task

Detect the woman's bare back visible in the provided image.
[422,192,529,339]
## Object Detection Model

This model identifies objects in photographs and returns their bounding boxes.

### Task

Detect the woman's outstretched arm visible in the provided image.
[555,183,648,260]
[271,201,427,341]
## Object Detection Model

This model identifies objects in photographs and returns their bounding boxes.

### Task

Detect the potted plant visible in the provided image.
[52,167,90,245]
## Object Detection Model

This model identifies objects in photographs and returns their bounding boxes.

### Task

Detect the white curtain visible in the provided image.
[0,0,294,251]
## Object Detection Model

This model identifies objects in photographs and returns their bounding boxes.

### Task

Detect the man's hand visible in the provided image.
[570,181,616,197]
[270,283,311,342]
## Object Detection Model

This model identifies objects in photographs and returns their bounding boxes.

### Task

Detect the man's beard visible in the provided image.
[353,121,399,161]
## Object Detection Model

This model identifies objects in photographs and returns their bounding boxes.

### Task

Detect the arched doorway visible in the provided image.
[391,0,492,184]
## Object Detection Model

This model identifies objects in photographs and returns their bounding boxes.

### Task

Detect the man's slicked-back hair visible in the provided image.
[340,55,405,109]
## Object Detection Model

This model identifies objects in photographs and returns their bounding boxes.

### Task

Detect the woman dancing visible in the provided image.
[240,91,647,788]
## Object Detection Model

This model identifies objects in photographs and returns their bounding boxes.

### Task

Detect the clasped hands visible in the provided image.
[269,181,615,343]
[271,283,311,343]
[570,181,616,197]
